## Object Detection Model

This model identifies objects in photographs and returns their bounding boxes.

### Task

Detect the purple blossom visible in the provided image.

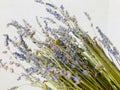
[13,52,26,60]
[84,12,91,21]
[60,70,66,76]
[7,20,25,30]
[34,0,44,4]
[54,11,62,20]
[113,47,119,55]
[73,55,78,61]
[3,34,9,46]
[46,8,52,14]
[46,3,55,8]
[71,75,80,84]
[3,1,120,89]
[19,35,28,49]
[61,53,66,59]
[18,47,25,54]
[26,67,35,74]
[60,5,64,10]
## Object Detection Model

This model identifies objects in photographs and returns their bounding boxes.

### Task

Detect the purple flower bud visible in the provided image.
[54,11,61,20]
[71,75,80,84]
[19,34,23,42]
[4,40,9,46]
[60,5,64,10]
[60,70,66,76]
[26,67,35,73]
[46,8,52,13]
[13,52,26,60]
[3,34,9,46]
[34,0,44,4]
[46,3,55,8]
[18,47,25,54]
[61,53,66,59]
[73,55,78,61]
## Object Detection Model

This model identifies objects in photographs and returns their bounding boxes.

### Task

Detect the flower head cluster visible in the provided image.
[2,0,120,90]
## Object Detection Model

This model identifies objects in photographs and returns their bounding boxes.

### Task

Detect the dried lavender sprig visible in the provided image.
[96,26,120,64]
[7,15,119,90]
[34,1,120,88]
[3,0,120,90]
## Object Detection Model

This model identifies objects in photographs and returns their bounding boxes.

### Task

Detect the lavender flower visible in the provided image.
[71,75,80,84]
[13,52,26,60]
[3,34,9,46]
[2,0,120,90]
[34,0,44,4]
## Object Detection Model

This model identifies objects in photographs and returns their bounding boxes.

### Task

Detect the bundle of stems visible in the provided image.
[3,0,120,90]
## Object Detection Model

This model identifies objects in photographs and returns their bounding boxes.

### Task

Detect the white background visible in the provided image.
[0,0,120,90]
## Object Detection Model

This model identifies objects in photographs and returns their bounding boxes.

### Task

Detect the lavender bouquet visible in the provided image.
[1,0,120,90]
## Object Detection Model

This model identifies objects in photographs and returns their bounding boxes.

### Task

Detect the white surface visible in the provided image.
[0,0,119,90]
[107,0,120,50]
